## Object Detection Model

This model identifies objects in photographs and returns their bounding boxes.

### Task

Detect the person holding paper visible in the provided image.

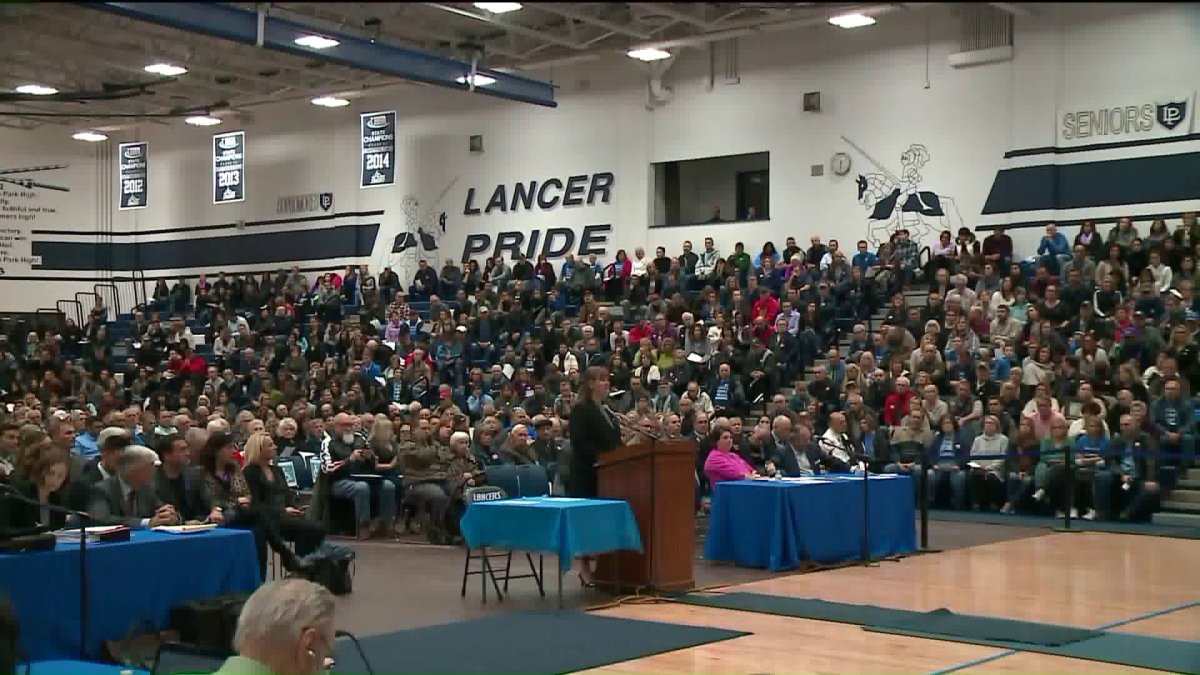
[968,416,1008,511]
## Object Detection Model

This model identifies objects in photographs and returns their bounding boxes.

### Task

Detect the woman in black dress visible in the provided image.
[568,366,624,585]
[242,431,325,559]
[197,431,310,579]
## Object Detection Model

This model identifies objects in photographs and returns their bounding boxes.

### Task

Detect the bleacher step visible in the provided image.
[1166,489,1200,504]
[1175,478,1200,490]
[1161,500,1200,514]
[1150,511,1200,528]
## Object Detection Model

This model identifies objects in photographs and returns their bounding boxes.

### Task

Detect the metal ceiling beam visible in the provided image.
[0,30,262,104]
[85,2,558,107]
[51,7,369,88]
[534,4,652,40]
[22,11,305,95]
[629,2,905,51]
[424,3,584,50]
[279,3,527,60]
[637,3,710,28]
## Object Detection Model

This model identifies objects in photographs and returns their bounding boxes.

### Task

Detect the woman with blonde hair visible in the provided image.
[368,416,406,531]
[200,432,314,579]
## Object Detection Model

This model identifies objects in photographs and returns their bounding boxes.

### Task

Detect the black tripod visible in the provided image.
[0,486,93,659]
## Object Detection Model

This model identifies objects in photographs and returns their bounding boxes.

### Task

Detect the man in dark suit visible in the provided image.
[155,434,220,523]
[69,427,130,511]
[768,416,823,477]
[89,445,180,529]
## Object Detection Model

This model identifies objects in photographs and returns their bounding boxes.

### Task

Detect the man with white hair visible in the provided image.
[323,412,396,539]
[89,445,179,529]
[214,579,336,675]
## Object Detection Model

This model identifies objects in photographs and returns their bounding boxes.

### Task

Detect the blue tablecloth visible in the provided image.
[460,497,643,571]
[704,475,917,571]
[0,529,260,661]
[29,661,146,675]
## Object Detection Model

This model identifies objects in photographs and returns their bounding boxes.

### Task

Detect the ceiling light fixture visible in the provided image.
[294,34,340,49]
[473,2,523,13]
[828,13,876,28]
[144,63,188,76]
[15,84,58,95]
[627,48,672,62]
[185,115,222,126]
[311,96,350,107]
[72,131,108,142]
[456,73,497,87]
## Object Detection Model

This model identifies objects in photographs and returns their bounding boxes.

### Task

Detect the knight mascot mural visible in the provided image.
[844,137,964,247]
[386,179,456,283]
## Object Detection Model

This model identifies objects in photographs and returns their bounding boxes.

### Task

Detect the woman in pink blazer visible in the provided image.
[704,430,759,484]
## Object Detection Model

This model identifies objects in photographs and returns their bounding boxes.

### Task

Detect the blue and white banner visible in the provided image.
[213,130,245,204]
[117,141,148,210]
[360,111,396,189]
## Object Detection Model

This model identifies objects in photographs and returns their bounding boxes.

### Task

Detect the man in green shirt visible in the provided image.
[727,241,751,286]
[214,579,336,675]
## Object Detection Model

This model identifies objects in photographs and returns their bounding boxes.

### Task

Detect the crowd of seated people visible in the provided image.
[0,212,1198,573]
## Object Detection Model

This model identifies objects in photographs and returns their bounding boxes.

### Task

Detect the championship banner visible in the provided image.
[213,130,245,204]
[360,111,396,188]
[117,141,148,210]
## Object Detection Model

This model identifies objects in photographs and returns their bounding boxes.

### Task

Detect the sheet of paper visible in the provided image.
[153,523,218,534]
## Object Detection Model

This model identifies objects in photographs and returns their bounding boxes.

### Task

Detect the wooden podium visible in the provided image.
[594,438,696,593]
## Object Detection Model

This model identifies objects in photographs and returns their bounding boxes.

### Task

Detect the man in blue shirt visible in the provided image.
[851,240,879,273]
[73,413,102,459]
[1036,222,1071,275]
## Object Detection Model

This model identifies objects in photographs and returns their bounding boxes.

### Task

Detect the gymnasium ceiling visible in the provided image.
[0,2,1031,131]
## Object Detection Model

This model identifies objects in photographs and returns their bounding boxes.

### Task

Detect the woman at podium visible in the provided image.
[568,366,623,585]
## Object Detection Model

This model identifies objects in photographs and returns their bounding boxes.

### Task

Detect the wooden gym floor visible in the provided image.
[584,532,1200,674]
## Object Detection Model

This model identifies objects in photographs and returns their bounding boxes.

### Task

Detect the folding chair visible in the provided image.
[514,464,551,497]
[460,486,544,603]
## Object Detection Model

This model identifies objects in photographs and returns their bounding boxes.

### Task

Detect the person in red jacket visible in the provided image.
[751,286,780,325]
[883,375,916,427]
[629,318,655,347]
[178,346,207,380]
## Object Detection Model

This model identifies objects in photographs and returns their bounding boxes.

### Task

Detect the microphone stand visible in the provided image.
[819,436,875,568]
[0,486,93,660]
[335,630,375,675]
